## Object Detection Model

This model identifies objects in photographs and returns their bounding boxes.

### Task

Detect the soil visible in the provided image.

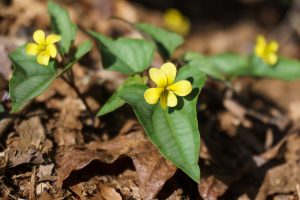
[1,0,300,199]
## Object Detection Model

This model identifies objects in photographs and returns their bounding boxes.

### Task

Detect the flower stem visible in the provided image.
[61,70,95,125]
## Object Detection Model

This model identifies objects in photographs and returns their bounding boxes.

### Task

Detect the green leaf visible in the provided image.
[0,104,4,113]
[119,66,206,182]
[9,46,57,112]
[250,55,300,80]
[73,41,92,59]
[209,53,250,78]
[58,41,92,76]
[48,1,77,55]
[136,23,184,60]
[88,31,155,74]
[183,52,224,80]
[97,75,144,116]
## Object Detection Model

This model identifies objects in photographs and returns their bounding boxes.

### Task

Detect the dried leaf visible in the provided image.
[58,131,176,200]
[8,148,45,167]
[256,162,300,200]
[198,176,228,200]
[16,116,46,151]
[37,164,54,181]
[57,149,118,187]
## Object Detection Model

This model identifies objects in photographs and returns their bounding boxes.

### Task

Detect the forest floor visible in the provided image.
[1,0,300,199]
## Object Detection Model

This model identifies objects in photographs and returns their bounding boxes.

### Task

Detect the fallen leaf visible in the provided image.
[58,131,176,200]
[256,162,300,200]
[37,164,55,181]
[198,176,228,200]
[16,116,46,151]
[68,177,123,200]
[56,148,118,188]
[8,148,45,167]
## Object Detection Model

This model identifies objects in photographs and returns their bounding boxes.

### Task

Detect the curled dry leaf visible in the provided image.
[8,148,45,167]
[198,176,228,200]
[256,162,300,200]
[57,131,176,200]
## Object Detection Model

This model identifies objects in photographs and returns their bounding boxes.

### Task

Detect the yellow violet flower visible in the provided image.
[163,8,191,36]
[254,35,279,65]
[26,30,61,66]
[144,62,192,109]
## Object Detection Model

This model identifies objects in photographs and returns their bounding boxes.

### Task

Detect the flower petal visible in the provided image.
[26,43,43,55]
[255,35,266,57]
[37,51,50,66]
[149,68,168,87]
[161,62,177,85]
[47,44,57,58]
[144,88,164,104]
[160,91,168,109]
[167,91,177,107]
[46,34,61,45]
[168,80,192,96]
[266,53,278,65]
[33,30,46,45]
[267,41,279,53]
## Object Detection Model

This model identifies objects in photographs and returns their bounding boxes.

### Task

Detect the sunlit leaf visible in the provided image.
[136,23,184,60]
[88,31,155,74]
[119,65,206,182]
[9,46,57,112]
[97,75,144,116]
[48,1,77,55]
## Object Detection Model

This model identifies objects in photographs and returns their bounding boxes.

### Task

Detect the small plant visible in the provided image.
[8,1,300,183]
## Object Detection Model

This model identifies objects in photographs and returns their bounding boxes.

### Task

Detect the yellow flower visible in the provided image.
[254,35,279,65]
[26,30,61,66]
[163,8,191,36]
[144,62,192,109]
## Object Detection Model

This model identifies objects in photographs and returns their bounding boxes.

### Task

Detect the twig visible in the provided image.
[29,166,36,200]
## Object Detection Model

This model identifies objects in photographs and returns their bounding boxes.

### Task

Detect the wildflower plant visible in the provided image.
[9,1,92,112]
[8,1,300,184]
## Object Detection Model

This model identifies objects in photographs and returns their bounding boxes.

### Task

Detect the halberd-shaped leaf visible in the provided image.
[251,55,300,80]
[97,75,144,116]
[136,23,184,60]
[119,66,206,182]
[9,46,57,112]
[88,31,155,74]
[209,53,250,78]
[48,1,77,55]
[183,52,224,80]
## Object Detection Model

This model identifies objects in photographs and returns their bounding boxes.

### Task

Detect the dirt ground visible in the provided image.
[1,0,300,199]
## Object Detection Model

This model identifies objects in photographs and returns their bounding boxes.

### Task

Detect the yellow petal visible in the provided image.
[149,68,168,87]
[46,34,61,45]
[33,30,46,45]
[168,80,192,96]
[26,43,43,55]
[144,88,164,104]
[266,53,278,65]
[161,62,177,85]
[160,91,168,109]
[167,91,177,107]
[255,35,266,57]
[37,51,50,66]
[47,44,57,58]
[267,41,279,53]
